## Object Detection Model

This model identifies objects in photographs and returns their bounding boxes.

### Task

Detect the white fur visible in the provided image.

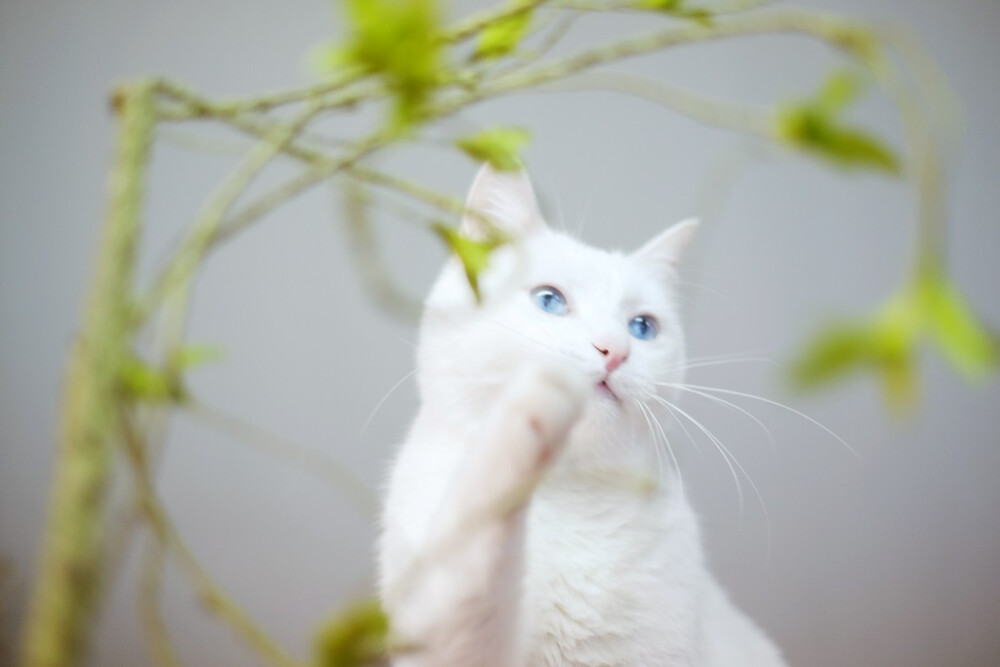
[378,165,786,666]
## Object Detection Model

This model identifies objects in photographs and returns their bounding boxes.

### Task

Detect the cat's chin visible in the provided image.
[595,379,620,404]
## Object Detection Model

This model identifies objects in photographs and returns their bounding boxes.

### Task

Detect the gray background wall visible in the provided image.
[1,1,998,665]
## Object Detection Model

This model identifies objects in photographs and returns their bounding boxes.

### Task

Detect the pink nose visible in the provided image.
[594,343,628,373]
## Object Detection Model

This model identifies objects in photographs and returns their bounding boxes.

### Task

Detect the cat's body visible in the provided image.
[378,166,786,666]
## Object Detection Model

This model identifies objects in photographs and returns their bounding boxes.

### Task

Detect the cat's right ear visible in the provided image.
[461,163,545,240]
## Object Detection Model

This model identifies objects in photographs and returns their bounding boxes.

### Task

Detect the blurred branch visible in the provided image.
[117,408,303,667]
[343,181,425,322]
[139,537,178,667]
[534,70,773,136]
[20,79,157,667]
[185,401,378,520]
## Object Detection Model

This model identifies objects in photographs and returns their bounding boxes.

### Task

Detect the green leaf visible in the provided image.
[314,599,389,667]
[120,356,184,403]
[335,0,446,130]
[776,71,900,174]
[455,126,530,171]
[432,222,509,301]
[475,1,534,60]
[790,307,919,411]
[790,324,878,388]
[816,70,861,113]
[169,344,224,371]
[917,276,999,379]
[791,275,997,411]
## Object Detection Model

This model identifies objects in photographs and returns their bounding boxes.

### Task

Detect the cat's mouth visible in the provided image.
[596,379,620,403]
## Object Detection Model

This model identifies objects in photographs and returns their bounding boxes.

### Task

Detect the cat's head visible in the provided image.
[418,164,696,444]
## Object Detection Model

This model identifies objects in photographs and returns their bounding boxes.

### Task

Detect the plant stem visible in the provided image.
[20,79,157,667]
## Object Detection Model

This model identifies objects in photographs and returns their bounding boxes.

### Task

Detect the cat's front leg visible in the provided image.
[389,363,589,667]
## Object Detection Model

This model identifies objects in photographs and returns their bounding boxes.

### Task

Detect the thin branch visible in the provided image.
[342,181,424,322]
[347,167,468,219]
[468,10,877,102]
[534,70,773,137]
[141,99,326,329]
[118,408,303,667]
[139,536,179,667]
[153,71,370,118]
[184,401,378,520]
[444,0,555,44]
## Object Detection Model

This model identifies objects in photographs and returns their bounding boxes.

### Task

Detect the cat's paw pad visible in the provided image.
[505,363,589,468]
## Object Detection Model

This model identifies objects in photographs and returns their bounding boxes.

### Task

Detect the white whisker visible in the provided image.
[662,383,776,452]
[660,382,860,460]
[646,391,772,545]
[575,190,597,237]
[635,399,665,482]
[640,399,684,495]
[668,356,776,374]
[645,391,744,510]
[362,367,418,435]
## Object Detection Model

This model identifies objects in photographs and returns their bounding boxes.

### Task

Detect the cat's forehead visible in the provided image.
[524,230,673,307]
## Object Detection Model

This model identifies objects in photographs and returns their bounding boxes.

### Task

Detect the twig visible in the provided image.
[184,401,378,520]
[468,11,878,102]
[139,535,179,667]
[533,70,773,137]
[118,408,303,667]
[444,0,555,44]
[342,181,425,322]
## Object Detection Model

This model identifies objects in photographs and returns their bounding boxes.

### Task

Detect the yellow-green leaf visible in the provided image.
[777,106,900,174]
[169,344,224,371]
[120,357,184,403]
[917,276,999,379]
[476,1,534,60]
[335,0,445,130]
[455,126,530,171]
[789,325,877,388]
[790,276,997,411]
[432,222,508,301]
[776,70,900,174]
[314,599,389,667]
[791,295,921,410]
[816,70,861,113]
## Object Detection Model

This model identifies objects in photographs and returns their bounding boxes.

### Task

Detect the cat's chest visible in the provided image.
[520,489,704,666]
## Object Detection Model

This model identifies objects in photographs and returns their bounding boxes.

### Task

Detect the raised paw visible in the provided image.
[501,362,590,472]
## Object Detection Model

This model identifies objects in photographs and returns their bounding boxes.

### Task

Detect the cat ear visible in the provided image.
[460,163,545,240]
[634,218,699,268]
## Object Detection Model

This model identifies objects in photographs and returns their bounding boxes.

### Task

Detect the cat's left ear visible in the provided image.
[633,218,699,268]
[460,163,545,240]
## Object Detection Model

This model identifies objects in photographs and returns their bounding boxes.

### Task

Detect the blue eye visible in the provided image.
[628,315,659,340]
[531,285,568,315]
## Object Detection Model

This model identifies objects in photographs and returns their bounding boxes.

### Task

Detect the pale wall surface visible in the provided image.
[1,1,998,665]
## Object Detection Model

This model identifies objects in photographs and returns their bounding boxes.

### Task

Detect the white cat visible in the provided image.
[378,165,786,666]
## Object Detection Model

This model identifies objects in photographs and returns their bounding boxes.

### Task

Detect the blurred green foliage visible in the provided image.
[475,0,535,60]
[792,272,998,409]
[335,0,446,130]
[455,126,531,171]
[777,70,900,174]
[120,356,185,404]
[119,344,221,404]
[314,599,389,667]
[433,221,511,301]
